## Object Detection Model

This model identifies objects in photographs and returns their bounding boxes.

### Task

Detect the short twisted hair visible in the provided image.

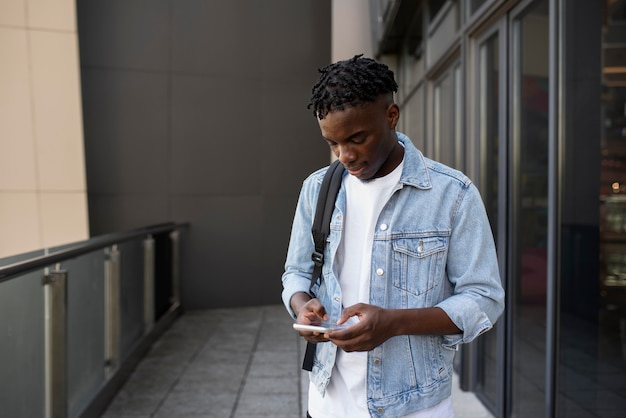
[308,54,398,120]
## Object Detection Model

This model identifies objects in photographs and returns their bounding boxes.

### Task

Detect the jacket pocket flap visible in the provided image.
[392,236,447,258]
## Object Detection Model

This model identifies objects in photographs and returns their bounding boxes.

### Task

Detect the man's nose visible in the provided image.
[337,144,355,164]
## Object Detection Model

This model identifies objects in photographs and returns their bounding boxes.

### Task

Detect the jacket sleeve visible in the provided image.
[435,182,505,347]
[281,170,324,318]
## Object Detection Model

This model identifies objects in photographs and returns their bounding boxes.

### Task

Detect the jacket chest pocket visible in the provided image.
[391,235,448,298]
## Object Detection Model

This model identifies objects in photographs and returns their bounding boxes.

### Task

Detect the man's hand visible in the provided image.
[327,303,462,352]
[326,303,395,352]
[291,292,330,343]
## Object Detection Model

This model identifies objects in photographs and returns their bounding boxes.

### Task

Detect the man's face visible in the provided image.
[319,95,401,181]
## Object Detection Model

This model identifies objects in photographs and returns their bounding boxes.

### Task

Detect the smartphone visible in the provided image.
[292,322,347,333]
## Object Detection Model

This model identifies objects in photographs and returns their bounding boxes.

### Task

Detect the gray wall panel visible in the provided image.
[171,195,263,308]
[87,195,169,234]
[170,74,264,195]
[77,0,170,71]
[81,69,169,194]
[78,0,331,309]
[171,0,265,76]
[256,0,333,81]
[259,79,328,196]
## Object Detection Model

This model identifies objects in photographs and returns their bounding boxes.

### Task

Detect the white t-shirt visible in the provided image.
[308,159,455,417]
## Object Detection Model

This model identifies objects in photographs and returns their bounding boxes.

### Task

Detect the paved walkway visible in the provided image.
[102,304,494,417]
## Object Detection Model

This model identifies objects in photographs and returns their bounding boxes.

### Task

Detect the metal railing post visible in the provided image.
[143,235,155,332]
[104,246,121,379]
[170,229,181,306]
[43,267,67,418]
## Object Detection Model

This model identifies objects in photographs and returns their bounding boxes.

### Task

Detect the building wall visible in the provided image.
[332,0,373,61]
[77,0,331,309]
[0,0,89,258]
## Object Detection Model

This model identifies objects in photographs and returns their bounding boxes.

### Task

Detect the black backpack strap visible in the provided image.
[303,160,344,372]
[302,340,317,372]
[309,160,344,296]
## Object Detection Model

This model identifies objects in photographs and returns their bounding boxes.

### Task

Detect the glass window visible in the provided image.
[433,63,462,169]
[434,71,452,165]
[429,0,448,21]
[478,34,500,230]
[470,0,489,16]
[454,64,462,168]
[510,0,550,416]
[400,48,425,101]
[403,85,425,152]
[474,31,500,410]
[558,0,626,416]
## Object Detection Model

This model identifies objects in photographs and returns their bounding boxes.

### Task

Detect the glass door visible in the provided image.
[472,21,507,416]
[471,1,551,416]
[509,0,551,416]
[557,0,626,416]
[470,1,626,416]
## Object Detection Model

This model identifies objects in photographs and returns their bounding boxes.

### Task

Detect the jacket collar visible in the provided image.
[397,132,432,190]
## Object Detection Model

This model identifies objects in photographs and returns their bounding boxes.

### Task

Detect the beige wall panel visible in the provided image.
[30,31,86,191]
[39,192,88,248]
[0,0,26,27]
[27,0,76,32]
[0,28,37,191]
[332,0,373,61]
[0,192,40,258]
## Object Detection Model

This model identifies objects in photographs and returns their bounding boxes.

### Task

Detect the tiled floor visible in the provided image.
[102,304,494,418]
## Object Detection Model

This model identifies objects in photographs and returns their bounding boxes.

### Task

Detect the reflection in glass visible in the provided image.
[434,71,453,166]
[558,0,626,416]
[0,273,46,416]
[434,65,462,169]
[475,32,500,410]
[405,85,425,152]
[470,0,489,15]
[511,0,550,416]
[454,64,463,169]
[429,0,448,21]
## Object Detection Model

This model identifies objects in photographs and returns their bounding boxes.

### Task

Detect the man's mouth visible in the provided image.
[346,164,365,176]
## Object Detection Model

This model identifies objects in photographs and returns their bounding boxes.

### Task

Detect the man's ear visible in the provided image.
[387,103,400,128]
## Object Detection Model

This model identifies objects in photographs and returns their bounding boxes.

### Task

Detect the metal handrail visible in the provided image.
[1,221,188,417]
[0,222,188,284]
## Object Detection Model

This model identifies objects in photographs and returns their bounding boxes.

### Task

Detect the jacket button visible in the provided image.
[380,223,388,231]
[373,358,381,365]
[377,407,384,413]
[376,268,384,276]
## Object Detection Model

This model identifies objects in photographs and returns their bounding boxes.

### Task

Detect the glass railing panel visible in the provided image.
[64,250,107,417]
[0,269,46,417]
[0,222,186,417]
[118,239,146,356]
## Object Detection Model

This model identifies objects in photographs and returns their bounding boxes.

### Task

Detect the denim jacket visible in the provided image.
[282,133,504,417]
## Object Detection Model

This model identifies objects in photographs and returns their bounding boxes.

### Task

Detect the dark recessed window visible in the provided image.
[429,0,448,21]
[470,0,488,15]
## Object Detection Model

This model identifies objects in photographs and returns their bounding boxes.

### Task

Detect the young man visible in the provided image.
[281,55,504,418]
